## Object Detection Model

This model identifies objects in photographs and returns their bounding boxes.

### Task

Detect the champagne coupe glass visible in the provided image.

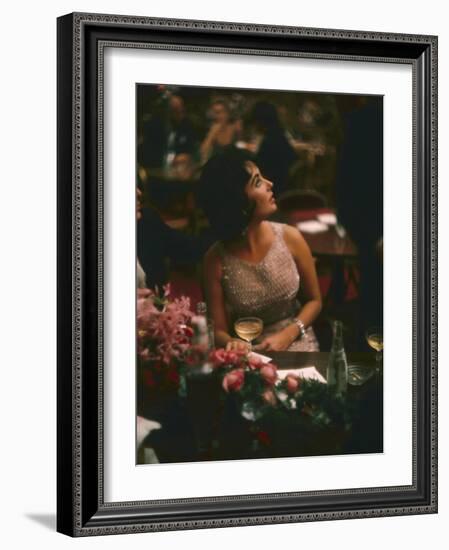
[234,317,263,352]
[365,327,383,373]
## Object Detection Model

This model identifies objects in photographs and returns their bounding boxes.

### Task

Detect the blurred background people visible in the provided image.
[136,84,383,352]
[287,96,341,203]
[140,89,198,171]
[137,194,216,292]
[200,97,242,163]
[335,96,383,347]
[248,101,297,197]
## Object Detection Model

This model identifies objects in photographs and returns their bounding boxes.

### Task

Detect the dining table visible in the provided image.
[289,207,358,259]
[285,207,359,305]
[138,351,383,465]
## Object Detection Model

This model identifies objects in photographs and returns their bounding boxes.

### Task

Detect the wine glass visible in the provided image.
[365,327,383,373]
[234,317,263,352]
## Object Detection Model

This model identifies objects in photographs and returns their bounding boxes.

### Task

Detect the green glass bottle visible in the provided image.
[327,320,348,395]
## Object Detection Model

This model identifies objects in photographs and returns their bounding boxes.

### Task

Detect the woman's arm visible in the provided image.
[232,119,243,140]
[203,246,249,352]
[255,225,322,351]
[284,223,322,327]
[200,123,220,163]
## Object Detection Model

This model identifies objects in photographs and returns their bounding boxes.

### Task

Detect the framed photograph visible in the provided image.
[57,12,437,536]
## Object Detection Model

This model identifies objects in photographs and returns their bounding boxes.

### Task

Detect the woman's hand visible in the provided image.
[226,338,251,353]
[209,122,222,137]
[253,325,298,352]
[200,123,222,162]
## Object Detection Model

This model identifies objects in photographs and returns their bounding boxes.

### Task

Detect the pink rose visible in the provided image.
[286,374,300,394]
[262,388,277,407]
[224,350,241,365]
[222,369,245,392]
[209,348,227,366]
[248,354,264,369]
[260,364,278,386]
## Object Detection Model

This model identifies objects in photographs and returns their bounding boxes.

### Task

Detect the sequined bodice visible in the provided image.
[219,222,300,327]
[216,222,319,352]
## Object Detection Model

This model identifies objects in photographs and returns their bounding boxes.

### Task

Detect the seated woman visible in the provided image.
[200,98,242,163]
[197,147,321,352]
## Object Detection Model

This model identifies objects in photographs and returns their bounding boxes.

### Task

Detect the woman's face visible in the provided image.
[244,161,277,220]
[211,102,230,124]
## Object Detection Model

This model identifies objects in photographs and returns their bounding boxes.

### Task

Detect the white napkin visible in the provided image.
[317,212,337,226]
[248,351,272,363]
[297,220,328,234]
[137,416,161,449]
[277,366,327,384]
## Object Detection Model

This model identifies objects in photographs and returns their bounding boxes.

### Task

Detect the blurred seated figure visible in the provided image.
[248,101,297,197]
[198,146,321,353]
[285,99,327,158]
[335,96,383,345]
[137,197,216,291]
[140,91,198,170]
[276,189,327,226]
[200,97,242,163]
[288,96,341,202]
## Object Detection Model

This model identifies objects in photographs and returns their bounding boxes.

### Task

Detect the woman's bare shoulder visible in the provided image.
[204,242,223,276]
[280,223,310,253]
[277,222,301,241]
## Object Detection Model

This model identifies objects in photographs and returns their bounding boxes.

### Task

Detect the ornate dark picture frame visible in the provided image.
[57,12,438,537]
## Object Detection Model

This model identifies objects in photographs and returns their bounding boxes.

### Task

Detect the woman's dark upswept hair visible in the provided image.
[197,146,256,242]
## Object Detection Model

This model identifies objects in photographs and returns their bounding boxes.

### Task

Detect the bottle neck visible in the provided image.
[331,321,344,350]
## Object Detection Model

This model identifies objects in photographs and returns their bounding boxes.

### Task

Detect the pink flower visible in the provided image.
[222,369,245,392]
[262,388,277,406]
[286,374,300,394]
[136,289,194,365]
[260,364,278,386]
[248,354,264,369]
[209,348,228,366]
[182,325,194,338]
[224,350,241,365]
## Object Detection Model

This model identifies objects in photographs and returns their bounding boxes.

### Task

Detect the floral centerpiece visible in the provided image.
[137,285,200,408]
[209,348,279,415]
[208,348,354,456]
[137,287,354,456]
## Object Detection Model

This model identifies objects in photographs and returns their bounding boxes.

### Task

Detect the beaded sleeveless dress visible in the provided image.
[218,222,319,351]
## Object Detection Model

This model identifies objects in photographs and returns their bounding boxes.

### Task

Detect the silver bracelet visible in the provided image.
[294,318,306,339]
